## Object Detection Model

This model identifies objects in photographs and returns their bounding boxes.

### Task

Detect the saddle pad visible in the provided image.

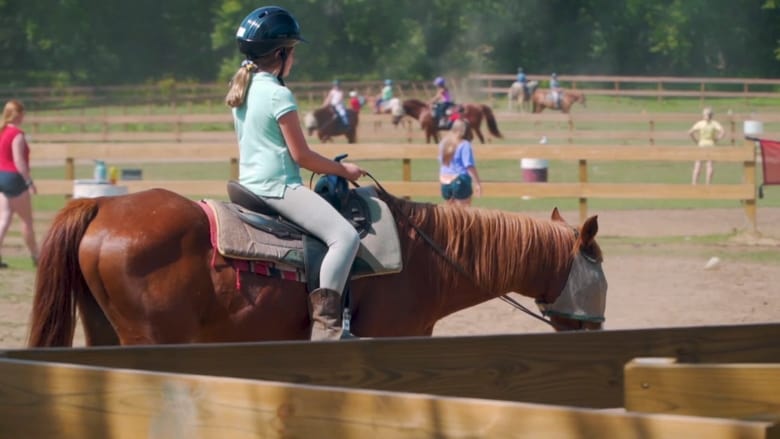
[200,186,402,278]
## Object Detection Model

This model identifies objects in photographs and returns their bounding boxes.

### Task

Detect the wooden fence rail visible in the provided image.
[469,73,780,103]
[31,141,758,229]
[5,75,780,109]
[625,357,780,420]
[24,111,779,147]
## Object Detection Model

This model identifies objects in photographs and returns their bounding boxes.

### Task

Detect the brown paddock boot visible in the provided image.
[308,288,355,341]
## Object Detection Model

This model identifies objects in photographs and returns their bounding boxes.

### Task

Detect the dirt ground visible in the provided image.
[1,207,778,349]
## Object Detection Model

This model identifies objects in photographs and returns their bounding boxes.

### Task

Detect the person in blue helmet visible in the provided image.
[515,67,529,100]
[430,76,454,128]
[550,72,562,108]
[323,79,349,127]
[225,6,365,341]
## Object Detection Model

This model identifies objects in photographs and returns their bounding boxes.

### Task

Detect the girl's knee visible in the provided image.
[346,228,360,252]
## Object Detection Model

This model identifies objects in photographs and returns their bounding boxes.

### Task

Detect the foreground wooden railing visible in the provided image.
[1,323,778,437]
[31,141,759,230]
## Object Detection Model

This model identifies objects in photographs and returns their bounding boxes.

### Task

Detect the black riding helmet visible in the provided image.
[236,6,305,59]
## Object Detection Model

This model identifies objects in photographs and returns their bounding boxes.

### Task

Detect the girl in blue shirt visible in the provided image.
[225,6,365,341]
[438,120,482,206]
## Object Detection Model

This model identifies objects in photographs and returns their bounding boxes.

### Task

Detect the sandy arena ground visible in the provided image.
[1,207,778,349]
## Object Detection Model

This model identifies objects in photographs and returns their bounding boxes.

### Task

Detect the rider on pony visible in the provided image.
[374,79,394,114]
[430,76,455,129]
[550,72,563,109]
[323,79,350,128]
[515,67,529,100]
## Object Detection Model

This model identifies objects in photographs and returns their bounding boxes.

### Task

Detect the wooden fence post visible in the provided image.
[230,157,239,180]
[578,159,588,224]
[175,115,182,143]
[402,159,412,183]
[699,82,705,106]
[649,119,655,145]
[742,139,757,232]
[730,116,736,146]
[65,157,75,181]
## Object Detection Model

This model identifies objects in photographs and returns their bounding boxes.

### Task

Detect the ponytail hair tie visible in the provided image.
[240,59,257,72]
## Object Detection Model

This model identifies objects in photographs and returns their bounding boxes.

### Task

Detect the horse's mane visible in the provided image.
[403,98,428,113]
[567,90,585,100]
[378,190,578,293]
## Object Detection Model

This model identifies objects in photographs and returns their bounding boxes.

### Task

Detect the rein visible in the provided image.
[364,173,556,328]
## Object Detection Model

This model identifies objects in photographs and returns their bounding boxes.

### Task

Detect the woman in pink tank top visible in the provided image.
[0,100,39,268]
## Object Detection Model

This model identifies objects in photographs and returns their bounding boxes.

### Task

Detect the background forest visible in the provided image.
[0,0,779,88]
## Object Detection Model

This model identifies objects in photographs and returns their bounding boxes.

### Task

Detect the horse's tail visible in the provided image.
[481,104,503,139]
[27,198,100,347]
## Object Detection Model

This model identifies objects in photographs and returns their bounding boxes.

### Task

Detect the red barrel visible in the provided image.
[522,167,548,182]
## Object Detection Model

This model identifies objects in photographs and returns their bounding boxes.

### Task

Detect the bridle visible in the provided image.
[364,173,557,328]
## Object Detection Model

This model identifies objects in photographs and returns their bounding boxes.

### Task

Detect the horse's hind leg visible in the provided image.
[475,127,485,144]
[76,290,119,346]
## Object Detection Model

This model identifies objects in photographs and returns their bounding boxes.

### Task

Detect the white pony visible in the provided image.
[507,80,538,112]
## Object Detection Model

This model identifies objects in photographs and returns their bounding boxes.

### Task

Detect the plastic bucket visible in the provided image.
[520,158,549,182]
[743,120,763,137]
[73,180,129,199]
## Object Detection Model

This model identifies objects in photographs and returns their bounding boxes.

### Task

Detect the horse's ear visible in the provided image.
[579,215,599,245]
[551,207,566,223]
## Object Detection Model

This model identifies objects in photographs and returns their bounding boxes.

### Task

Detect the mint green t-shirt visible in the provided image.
[233,72,302,198]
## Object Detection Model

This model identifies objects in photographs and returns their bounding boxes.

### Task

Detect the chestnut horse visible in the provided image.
[392,99,502,144]
[27,187,607,347]
[304,106,359,143]
[532,89,587,114]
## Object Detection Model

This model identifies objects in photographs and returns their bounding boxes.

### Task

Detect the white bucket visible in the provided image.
[520,158,549,170]
[73,180,128,199]
[520,158,549,184]
[743,120,763,137]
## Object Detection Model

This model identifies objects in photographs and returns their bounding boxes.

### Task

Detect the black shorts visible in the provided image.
[0,172,28,197]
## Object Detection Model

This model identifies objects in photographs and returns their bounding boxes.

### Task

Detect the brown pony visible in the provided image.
[27,187,607,347]
[304,106,359,143]
[532,89,587,114]
[392,99,502,144]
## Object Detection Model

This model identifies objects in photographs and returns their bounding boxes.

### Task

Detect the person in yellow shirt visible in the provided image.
[688,107,724,184]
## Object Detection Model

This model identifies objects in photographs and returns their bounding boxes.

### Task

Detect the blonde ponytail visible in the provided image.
[440,120,467,165]
[225,60,258,108]
[225,48,293,108]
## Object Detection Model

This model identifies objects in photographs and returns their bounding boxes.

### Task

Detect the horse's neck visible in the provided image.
[404,100,426,117]
[392,198,573,309]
